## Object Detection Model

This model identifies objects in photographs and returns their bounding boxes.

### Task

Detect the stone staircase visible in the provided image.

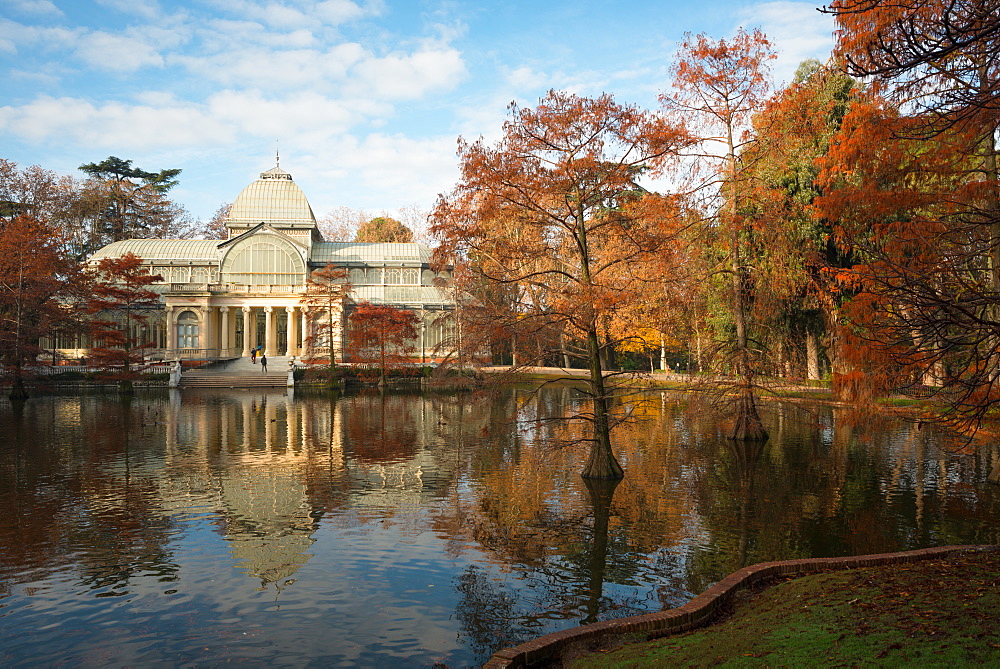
[179,356,294,388]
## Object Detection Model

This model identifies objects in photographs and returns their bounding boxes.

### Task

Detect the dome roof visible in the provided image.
[227,165,317,229]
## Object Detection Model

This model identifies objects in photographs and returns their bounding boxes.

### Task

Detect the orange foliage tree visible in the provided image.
[819,0,1000,429]
[86,252,162,393]
[354,216,414,243]
[431,90,688,479]
[662,29,775,440]
[300,263,350,371]
[736,61,859,386]
[346,301,420,383]
[0,215,84,399]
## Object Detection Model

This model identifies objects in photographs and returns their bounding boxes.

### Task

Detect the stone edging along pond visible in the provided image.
[484,544,1000,668]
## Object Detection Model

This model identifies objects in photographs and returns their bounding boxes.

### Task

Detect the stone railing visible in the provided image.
[162,282,307,295]
[160,347,243,361]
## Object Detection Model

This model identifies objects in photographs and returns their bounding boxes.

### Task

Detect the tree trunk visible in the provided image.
[806,331,821,380]
[660,333,667,371]
[9,374,28,401]
[730,386,768,441]
[582,324,624,480]
[574,199,624,480]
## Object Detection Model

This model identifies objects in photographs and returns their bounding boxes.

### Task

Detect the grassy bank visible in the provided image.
[570,549,1000,667]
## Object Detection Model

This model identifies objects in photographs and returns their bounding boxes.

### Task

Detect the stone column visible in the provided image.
[165,306,176,354]
[220,307,230,354]
[242,306,253,357]
[300,307,311,359]
[334,310,344,363]
[264,306,277,357]
[286,306,298,357]
[199,306,212,352]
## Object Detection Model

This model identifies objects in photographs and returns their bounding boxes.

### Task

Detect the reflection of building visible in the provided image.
[156,390,470,586]
[56,164,454,361]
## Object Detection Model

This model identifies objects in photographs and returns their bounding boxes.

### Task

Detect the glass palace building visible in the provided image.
[79,164,454,362]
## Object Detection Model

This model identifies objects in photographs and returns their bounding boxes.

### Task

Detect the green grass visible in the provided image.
[570,550,1000,668]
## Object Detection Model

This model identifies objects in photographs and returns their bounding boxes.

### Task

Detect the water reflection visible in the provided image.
[0,387,998,666]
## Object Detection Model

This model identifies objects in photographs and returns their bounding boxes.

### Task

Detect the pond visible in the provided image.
[0,387,998,667]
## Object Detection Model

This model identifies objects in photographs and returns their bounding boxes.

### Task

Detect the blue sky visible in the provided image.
[0,0,835,226]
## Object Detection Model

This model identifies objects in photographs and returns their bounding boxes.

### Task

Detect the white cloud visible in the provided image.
[74,31,165,71]
[353,45,467,99]
[95,0,162,20]
[0,95,232,149]
[177,39,465,101]
[7,0,62,15]
[503,65,547,91]
[176,43,365,89]
[736,1,835,86]
[0,18,80,52]
[302,132,459,212]
[254,2,313,30]
[207,89,366,138]
[314,0,367,25]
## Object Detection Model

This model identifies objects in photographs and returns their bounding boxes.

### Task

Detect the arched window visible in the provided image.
[402,268,418,285]
[349,268,366,285]
[193,267,209,283]
[386,268,401,284]
[367,268,382,284]
[221,236,305,286]
[177,310,199,349]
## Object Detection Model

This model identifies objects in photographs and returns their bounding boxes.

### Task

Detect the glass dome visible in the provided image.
[227,166,317,230]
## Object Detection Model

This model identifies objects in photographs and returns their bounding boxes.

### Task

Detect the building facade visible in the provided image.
[75,164,454,362]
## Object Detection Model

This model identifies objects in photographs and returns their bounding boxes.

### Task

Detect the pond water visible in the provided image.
[0,387,998,667]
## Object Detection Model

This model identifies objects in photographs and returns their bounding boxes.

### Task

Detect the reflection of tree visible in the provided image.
[342,390,418,464]
[453,565,533,661]
[448,390,655,661]
[72,397,180,593]
[0,400,82,582]
[581,478,619,624]
[0,395,181,595]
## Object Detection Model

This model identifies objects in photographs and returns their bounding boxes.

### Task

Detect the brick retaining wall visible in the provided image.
[484,544,1000,668]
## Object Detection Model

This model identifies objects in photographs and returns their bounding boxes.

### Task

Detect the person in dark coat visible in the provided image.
[261,354,267,372]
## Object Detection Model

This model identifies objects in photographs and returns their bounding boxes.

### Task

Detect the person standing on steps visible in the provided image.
[260,353,267,373]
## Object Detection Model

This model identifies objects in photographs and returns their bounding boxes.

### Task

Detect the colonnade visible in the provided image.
[164,303,343,359]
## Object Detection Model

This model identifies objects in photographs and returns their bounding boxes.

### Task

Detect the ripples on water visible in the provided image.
[0,387,998,666]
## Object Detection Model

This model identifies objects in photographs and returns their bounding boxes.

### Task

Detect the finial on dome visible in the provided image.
[275,140,280,168]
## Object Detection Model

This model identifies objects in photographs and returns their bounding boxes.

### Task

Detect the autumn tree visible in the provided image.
[318,206,369,241]
[78,156,183,243]
[203,202,232,240]
[355,216,414,243]
[0,159,100,260]
[86,252,162,393]
[432,90,687,479]
[300,263,350,374]
[0,159,72,223]
[820,0,1000,429]
[737,61,859,386]
[346,302,420,384]
[0,216,83,400]
[662,29,776,440]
